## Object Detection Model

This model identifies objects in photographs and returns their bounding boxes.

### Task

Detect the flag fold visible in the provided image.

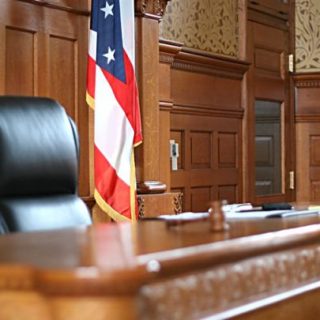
[87,0,142,221]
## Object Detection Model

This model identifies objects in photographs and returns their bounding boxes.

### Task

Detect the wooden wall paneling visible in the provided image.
[0,1,91,203]
[242,19,255,201]
[295,74,320,203]
[5,27,35,95]
[167,49,248,212]
[171,112,242,212]
[133,1,185,216]
[48,34,77,118]
[76,12,91,199]
[159,106,171,189]
[135,16,161,182]
[0,25,5,93]
[158,40,182,190]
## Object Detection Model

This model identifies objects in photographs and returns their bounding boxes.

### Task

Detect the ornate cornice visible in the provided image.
[135,0,171,18]
[293,73,320,88]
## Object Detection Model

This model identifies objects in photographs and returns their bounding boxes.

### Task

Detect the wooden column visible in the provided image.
[134,0,182,216]
[134,0,170,186]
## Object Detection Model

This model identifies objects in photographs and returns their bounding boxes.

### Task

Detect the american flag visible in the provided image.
[86,0,142,221]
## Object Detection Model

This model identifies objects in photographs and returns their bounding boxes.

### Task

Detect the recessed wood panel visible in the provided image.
[311,181,320,201]
[255,136,273,166]
[0,0,90,200]
[218,132,236,168]
[191,131,212,169]
[171,112,241,211]
[254,48,280,74]
[172,69,241,109]
[253,22,286,51]
[310,135,320,166]
[49,35,76,119]
[254,75,285,100]
[218,185,237,203]
[5,27,35,95]
[191,187,211,212]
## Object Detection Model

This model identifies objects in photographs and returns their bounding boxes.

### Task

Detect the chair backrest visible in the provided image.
[0,96,91,233]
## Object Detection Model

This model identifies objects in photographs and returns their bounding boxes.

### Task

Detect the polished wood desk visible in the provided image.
[2,216,320,319]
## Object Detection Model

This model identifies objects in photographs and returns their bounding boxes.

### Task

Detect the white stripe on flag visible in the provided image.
[94,66,134,185]
[119,0,134,68]
[88,30,97,60]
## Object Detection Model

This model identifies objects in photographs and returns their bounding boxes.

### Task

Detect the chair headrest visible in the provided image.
[0,97,78,196]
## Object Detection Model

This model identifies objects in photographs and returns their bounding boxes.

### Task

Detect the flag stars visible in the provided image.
[103,47,116,64]
[100,1,114,19]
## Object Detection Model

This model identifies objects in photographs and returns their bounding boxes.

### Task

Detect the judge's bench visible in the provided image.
[1,215,320,319]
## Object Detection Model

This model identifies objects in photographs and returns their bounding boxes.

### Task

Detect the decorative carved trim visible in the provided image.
[293,73,320,88]
[173,48,250,80]
[172,104,244,119]
[159,39,183,64]
[139,244,320,320]
[135,0,171,18]
[173,193,183,214]
[138,196,145,218]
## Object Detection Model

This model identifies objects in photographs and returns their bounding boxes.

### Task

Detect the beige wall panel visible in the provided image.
[296,0,320,72]
[160,0,239,58]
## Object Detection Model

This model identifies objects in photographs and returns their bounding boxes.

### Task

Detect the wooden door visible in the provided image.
[246,0,295,204]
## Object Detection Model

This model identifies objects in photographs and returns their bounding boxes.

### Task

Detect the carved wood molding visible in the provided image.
[294,73,320,88]
[295,114,320,123]
[172,47,250,80]
[17,0,90,15]
[135,0,171,18]
[159,39,183,64]
[172,104,244,119]
[137,196,145,218]
[139,244,320,319]
[159,100,173,111]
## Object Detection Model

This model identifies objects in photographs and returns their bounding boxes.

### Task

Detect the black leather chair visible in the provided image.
[0,97,91,233]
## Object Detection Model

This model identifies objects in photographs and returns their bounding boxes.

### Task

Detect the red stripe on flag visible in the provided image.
[87,55,96,99]
[94,145,134,219]
[101,51,142,145]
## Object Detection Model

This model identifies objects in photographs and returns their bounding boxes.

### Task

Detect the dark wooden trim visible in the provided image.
[17,0,90,15]
[247,0,289,30]
[171,103,244,119]
[295,115,320,123]
[82,196,95,211]
[172,48,250,80]
[159,100,173,111]
[159,39,183,64]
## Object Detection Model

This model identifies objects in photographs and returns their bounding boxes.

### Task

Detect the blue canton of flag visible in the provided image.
[91,0,126,83]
